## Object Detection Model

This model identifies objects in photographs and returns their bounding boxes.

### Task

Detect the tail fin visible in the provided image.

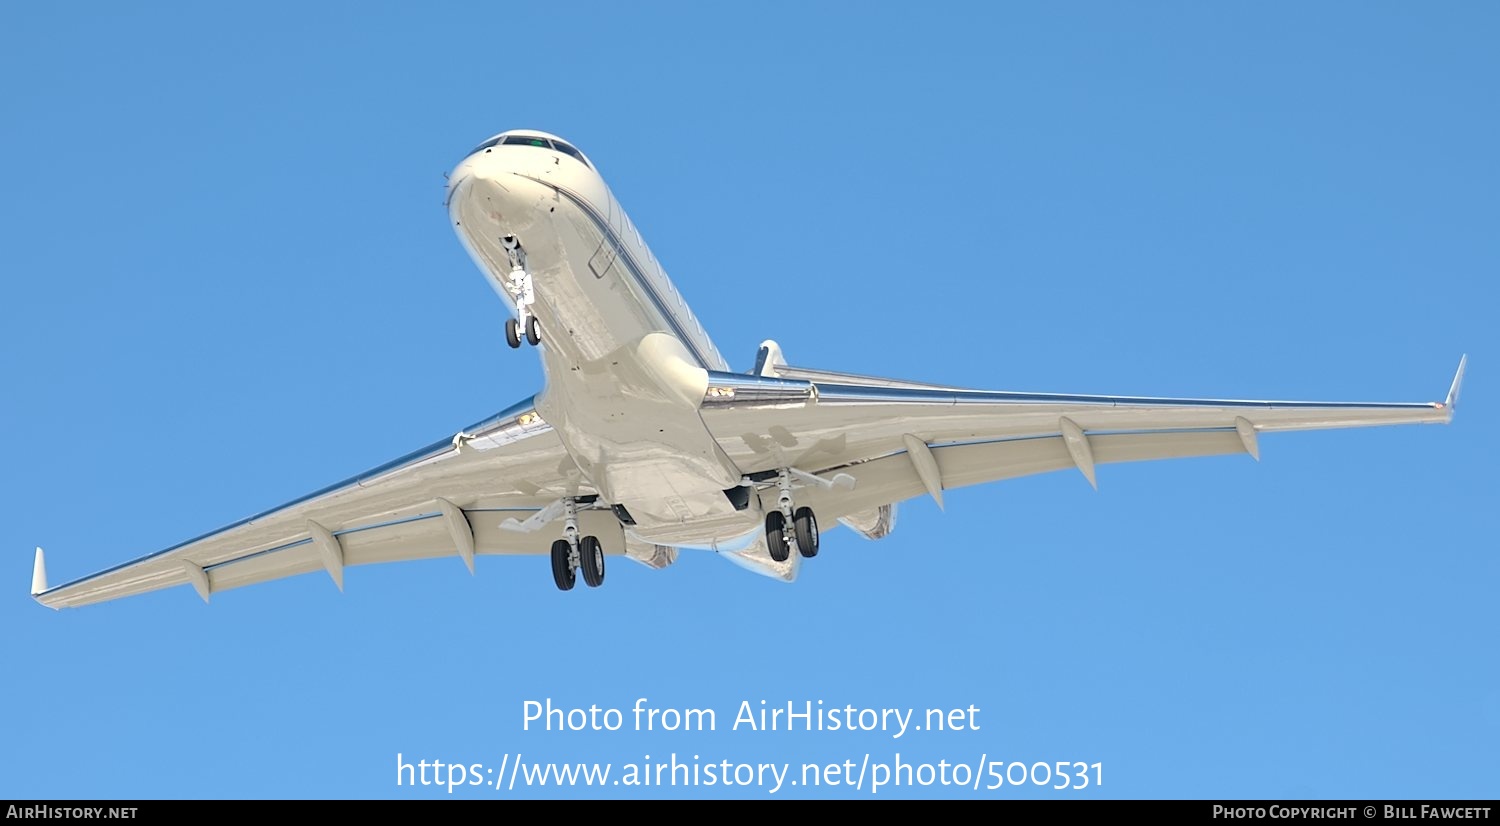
[752,340,787,377]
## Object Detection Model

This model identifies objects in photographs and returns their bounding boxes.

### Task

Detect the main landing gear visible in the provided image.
[764,469,821,563]
[548,497,605,591]
[506,316,540,349]
[501,235,542,349]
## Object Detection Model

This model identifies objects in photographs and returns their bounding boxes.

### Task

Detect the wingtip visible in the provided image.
[30,547,47,597]
[1444,354,1466,415]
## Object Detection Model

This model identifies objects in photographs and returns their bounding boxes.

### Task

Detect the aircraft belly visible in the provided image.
[535,333,751,540]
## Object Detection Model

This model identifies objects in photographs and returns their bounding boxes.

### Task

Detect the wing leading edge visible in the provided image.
[700,355,1465,525]
[32,397,602,610]
[31,356,1465,603]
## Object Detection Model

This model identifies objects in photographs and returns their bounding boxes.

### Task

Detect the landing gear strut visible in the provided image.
[501,235,541,349]
[550,496,604,591]
[764,468,821,562]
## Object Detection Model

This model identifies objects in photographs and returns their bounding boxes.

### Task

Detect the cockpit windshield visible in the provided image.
[470,134,591,169]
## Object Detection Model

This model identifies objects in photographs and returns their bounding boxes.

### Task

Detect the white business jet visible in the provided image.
[31,130,1466,608]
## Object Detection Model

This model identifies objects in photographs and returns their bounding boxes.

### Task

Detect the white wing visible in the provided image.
[700,356,1465,525]
[32,397,623,609]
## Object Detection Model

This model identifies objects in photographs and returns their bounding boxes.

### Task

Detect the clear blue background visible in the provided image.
[2,3,1494,800]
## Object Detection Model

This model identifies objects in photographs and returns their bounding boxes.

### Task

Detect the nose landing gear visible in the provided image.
[505,316,541,349]
[501,235,542,349]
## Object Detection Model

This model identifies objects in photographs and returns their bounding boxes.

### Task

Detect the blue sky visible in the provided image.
[1,3,1495,799]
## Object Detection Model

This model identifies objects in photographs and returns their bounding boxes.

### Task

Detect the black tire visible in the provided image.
[579,535,605,588]
[550,539,575,591]
[525,315,541,346]
[505,318,522,349]
[794,507,819,558]
[765,510,789,562]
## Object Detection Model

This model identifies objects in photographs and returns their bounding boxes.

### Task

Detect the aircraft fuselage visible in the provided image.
[447,132,754,546]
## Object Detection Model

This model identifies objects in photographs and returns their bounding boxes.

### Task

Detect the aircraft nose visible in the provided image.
[444,171,472,213]
[448,162,557,237]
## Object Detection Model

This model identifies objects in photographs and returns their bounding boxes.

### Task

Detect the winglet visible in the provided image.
[1443,354,1466,415]
[31,547,47,597]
